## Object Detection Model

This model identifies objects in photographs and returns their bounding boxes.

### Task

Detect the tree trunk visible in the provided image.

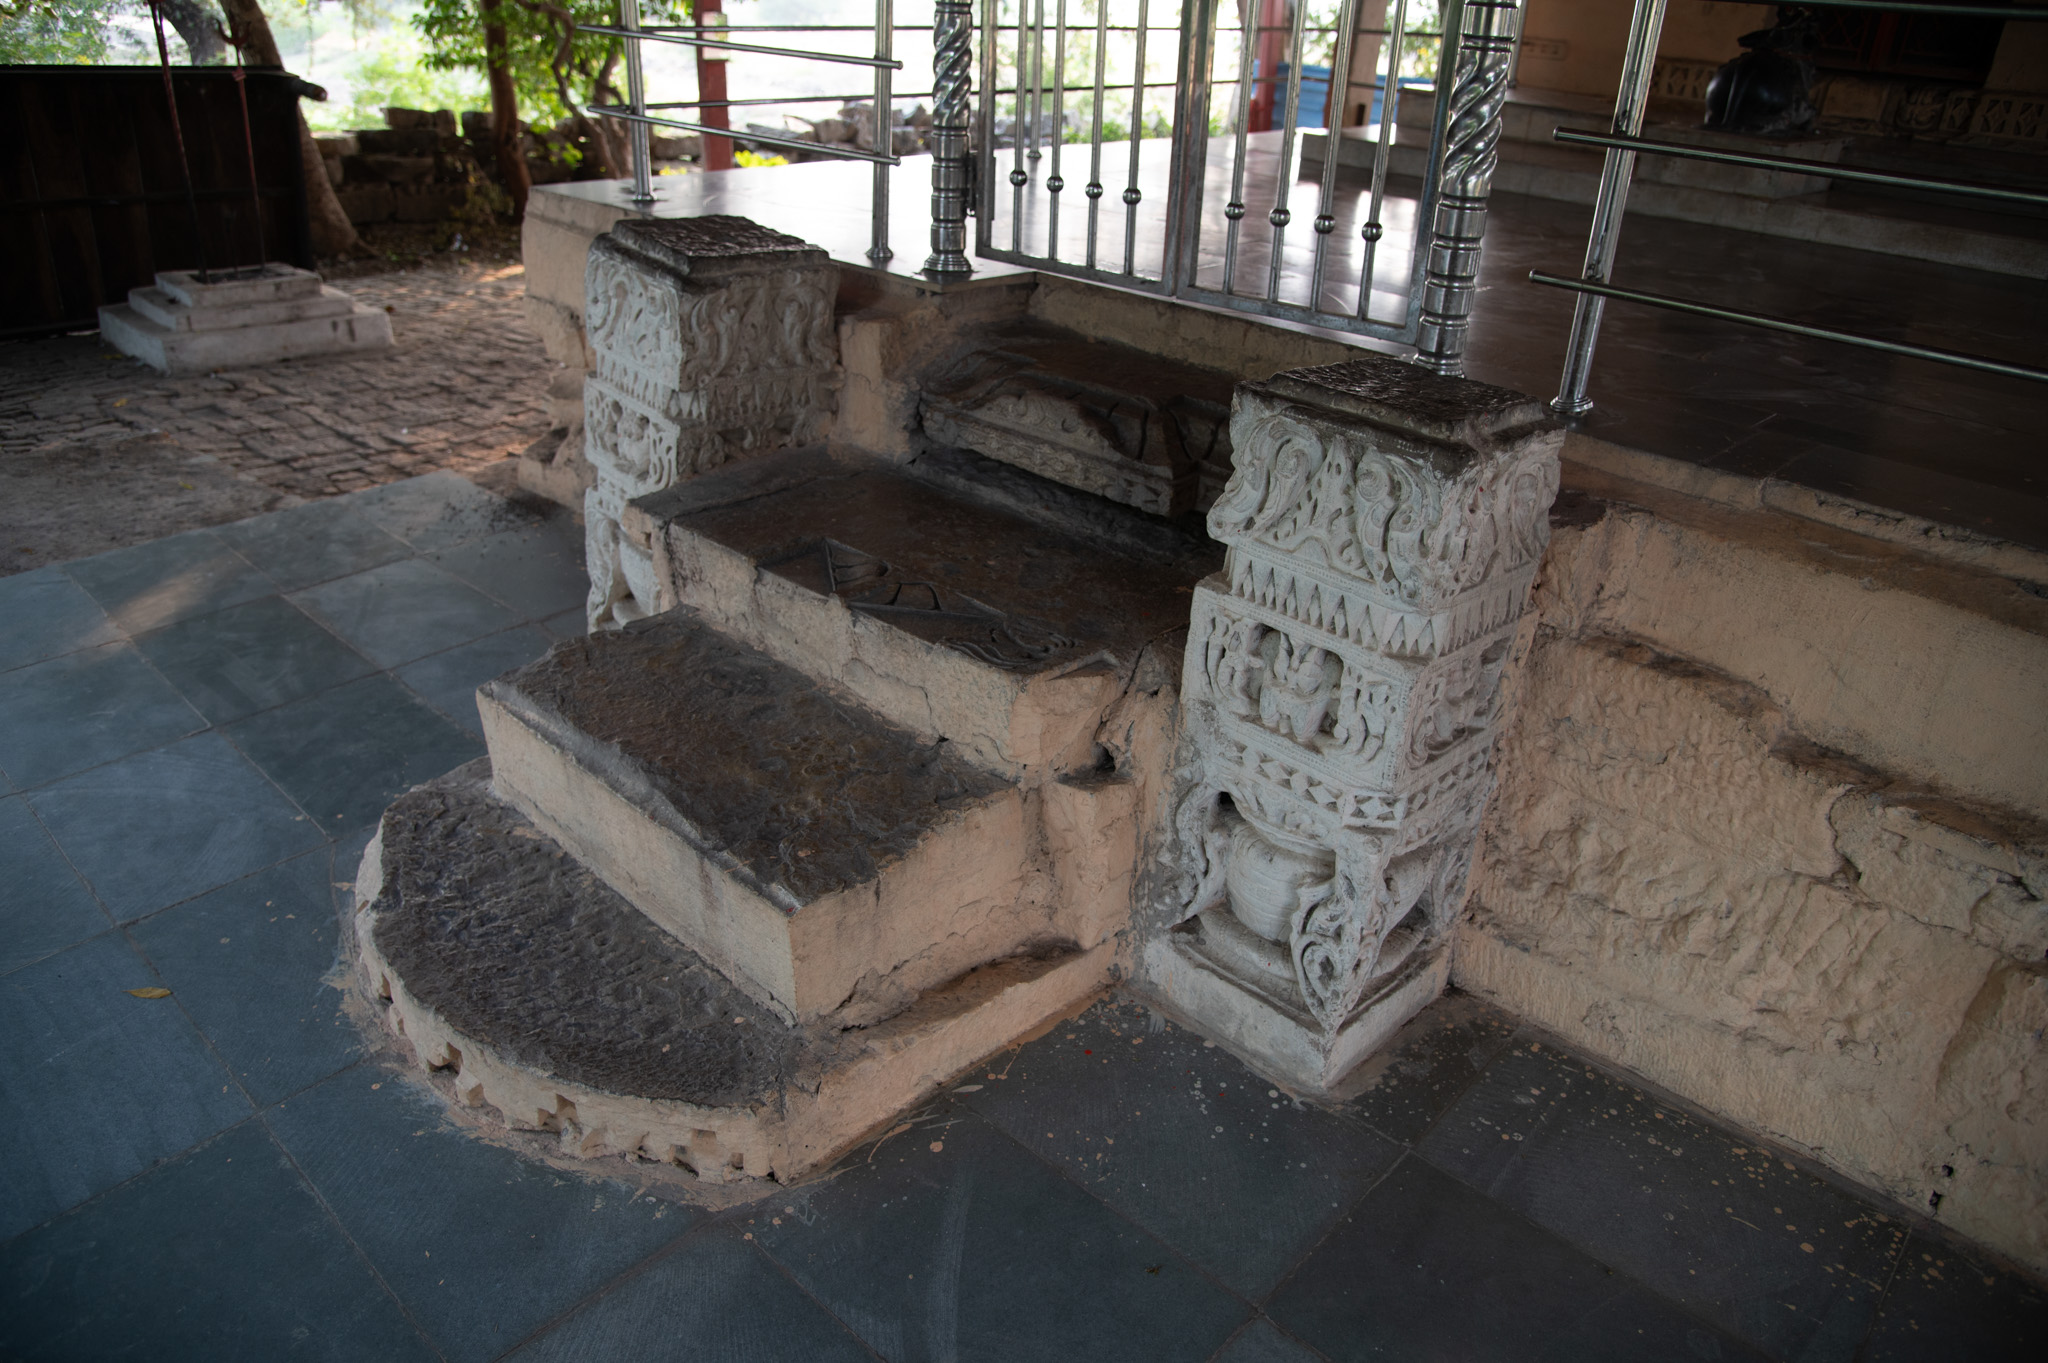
[159,0,225,64]
[481,1,532,218]
[218,0,361,258]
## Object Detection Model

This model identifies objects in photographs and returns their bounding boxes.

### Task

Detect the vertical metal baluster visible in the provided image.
[1010,0,1028,250]
[621,0,655,203]
[1262,0,1308,302]
[1221,0,1257,295]
[1121,0,1150,276]
[869,0,894,260]
[976,0,1000,257]
[1552,0,1666,412]
[927,0,976,272]
[1357,0,1408,319]
[1085,0,1108,268]
[1028,0,1046,162]
[1414,0,1517,374]
[1307,0,1360,311]
[1047,0,1068,258]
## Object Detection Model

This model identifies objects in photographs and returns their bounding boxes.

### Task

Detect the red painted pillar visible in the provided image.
[697,0,734,171]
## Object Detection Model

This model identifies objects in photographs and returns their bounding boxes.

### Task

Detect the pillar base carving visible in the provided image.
[1140,355,1560,1094]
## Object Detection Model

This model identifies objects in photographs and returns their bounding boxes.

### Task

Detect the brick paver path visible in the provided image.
[0,264,557,500]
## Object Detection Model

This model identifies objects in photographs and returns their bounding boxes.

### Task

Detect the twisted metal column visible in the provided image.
[926,0,975,274]
[1413,0,1517,375]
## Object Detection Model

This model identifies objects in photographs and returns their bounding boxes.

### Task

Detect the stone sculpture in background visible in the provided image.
[581,215,839,628]
[1142,357,1560,1093]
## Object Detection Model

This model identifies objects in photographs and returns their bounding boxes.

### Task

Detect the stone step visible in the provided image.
[355,762,1112,1183]
[478,608,1131,1027]
[627,444,1215,780]
[97,299,393,376]
[156,262,325,308]
[126,283,358,333]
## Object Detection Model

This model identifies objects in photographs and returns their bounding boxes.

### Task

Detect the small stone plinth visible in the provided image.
[356,761,1111,1183]
[98,263,392,375]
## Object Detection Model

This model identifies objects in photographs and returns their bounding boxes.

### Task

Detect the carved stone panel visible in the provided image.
[1143,355,1560,1091]
[581,216,840,628]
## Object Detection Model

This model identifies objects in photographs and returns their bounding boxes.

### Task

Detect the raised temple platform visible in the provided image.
[98,264,392,375]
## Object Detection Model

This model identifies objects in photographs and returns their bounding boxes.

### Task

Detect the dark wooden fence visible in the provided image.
[1,65,312,340]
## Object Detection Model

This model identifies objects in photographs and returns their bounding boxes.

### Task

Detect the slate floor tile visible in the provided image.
[128,851,363,1106]
[347,470,541,553]
[134,595,376,724]
[1339,990,1520,1147]
[228,674,484,838]
[751,1103,1248,1363]
[0,566,122,673]
[0,1120,436,1363]
[0,641,204,789]
[62,527,277,632]
[397,626,556,735]
[0,931,251,1239]
[267,1068,697,1363]
[291,557,523,668]
[430,521,589,623]
[0,795,110,976]
[1267,1158,1768,1363]
[543,606,588,639]
[1857,1232,2046,1362]
[29,731,324,922]
[212,497,414,593]
[963,998,1402,1297]
[1419,1042,1906,1363]
[1209,1318,1326,1363]
[503,1226,878,1363]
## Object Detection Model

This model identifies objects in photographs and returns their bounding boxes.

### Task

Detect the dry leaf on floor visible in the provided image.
[126,987,172,999]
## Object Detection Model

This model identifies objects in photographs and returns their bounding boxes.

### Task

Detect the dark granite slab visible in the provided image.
[487,609,1010,908]
[639,447,1215,679]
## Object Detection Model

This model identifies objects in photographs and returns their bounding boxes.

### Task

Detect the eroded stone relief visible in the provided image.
[582,216,839,628]
[1145,357,1559,1089]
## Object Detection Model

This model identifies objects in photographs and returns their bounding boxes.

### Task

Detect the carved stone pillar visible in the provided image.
[582,216,839,629]
[1141,356,1560,1093]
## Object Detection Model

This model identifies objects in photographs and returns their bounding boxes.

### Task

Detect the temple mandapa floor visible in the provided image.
[0,474,2040,1362]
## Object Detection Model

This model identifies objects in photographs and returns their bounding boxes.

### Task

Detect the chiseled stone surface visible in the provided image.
[1462,481,2048,1277]
[1142,353,1561,1094]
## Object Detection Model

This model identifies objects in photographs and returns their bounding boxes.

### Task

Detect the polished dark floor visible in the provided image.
[3,476,2043,1360]
[575,145,2047,551]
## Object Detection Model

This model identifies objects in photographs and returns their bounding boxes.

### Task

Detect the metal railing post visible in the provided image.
[1550,0,1666,414]
[926,0,975,273]
[1413,0,1516,376]
[869,0,894,260]
[620,0,656,203]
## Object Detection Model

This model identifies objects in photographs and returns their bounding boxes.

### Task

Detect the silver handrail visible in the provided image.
[1537,0,2048,414]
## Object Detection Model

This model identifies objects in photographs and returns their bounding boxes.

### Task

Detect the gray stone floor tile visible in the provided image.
[133,595,377,725]
[0,931,251,1239]
[347,470,542,553]
[1266,1158,1770,1363]
[0,1120,437,1363]
[0,566,122,673]
[543,606,589,639]
[1418,1041,1906,1363]
[227,673,485,839]
[397,626,556,735]
[267,1068,697,1363]
[1857,1232,2045,1361]
[751,1103,1250,1363]
[1208,1318,1326,1363]
[1341,991,1520,1147]
[0,641,204,789]
[963,999,1402,1297]
[212,497,415,593]
[429,521,589,624]
[128,851,364,1107]
[28,731,325,922]
[62,526,277,632]
[290,557,523,668]
[502,1225,879,1363]
[0,795,110,976]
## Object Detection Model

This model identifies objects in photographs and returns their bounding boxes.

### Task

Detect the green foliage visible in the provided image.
[308,34,486,129]
[0,0,124,63]
[410,0,688,129]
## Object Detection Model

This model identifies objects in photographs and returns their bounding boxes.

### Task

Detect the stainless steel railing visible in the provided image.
[1534,0,2048,415]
